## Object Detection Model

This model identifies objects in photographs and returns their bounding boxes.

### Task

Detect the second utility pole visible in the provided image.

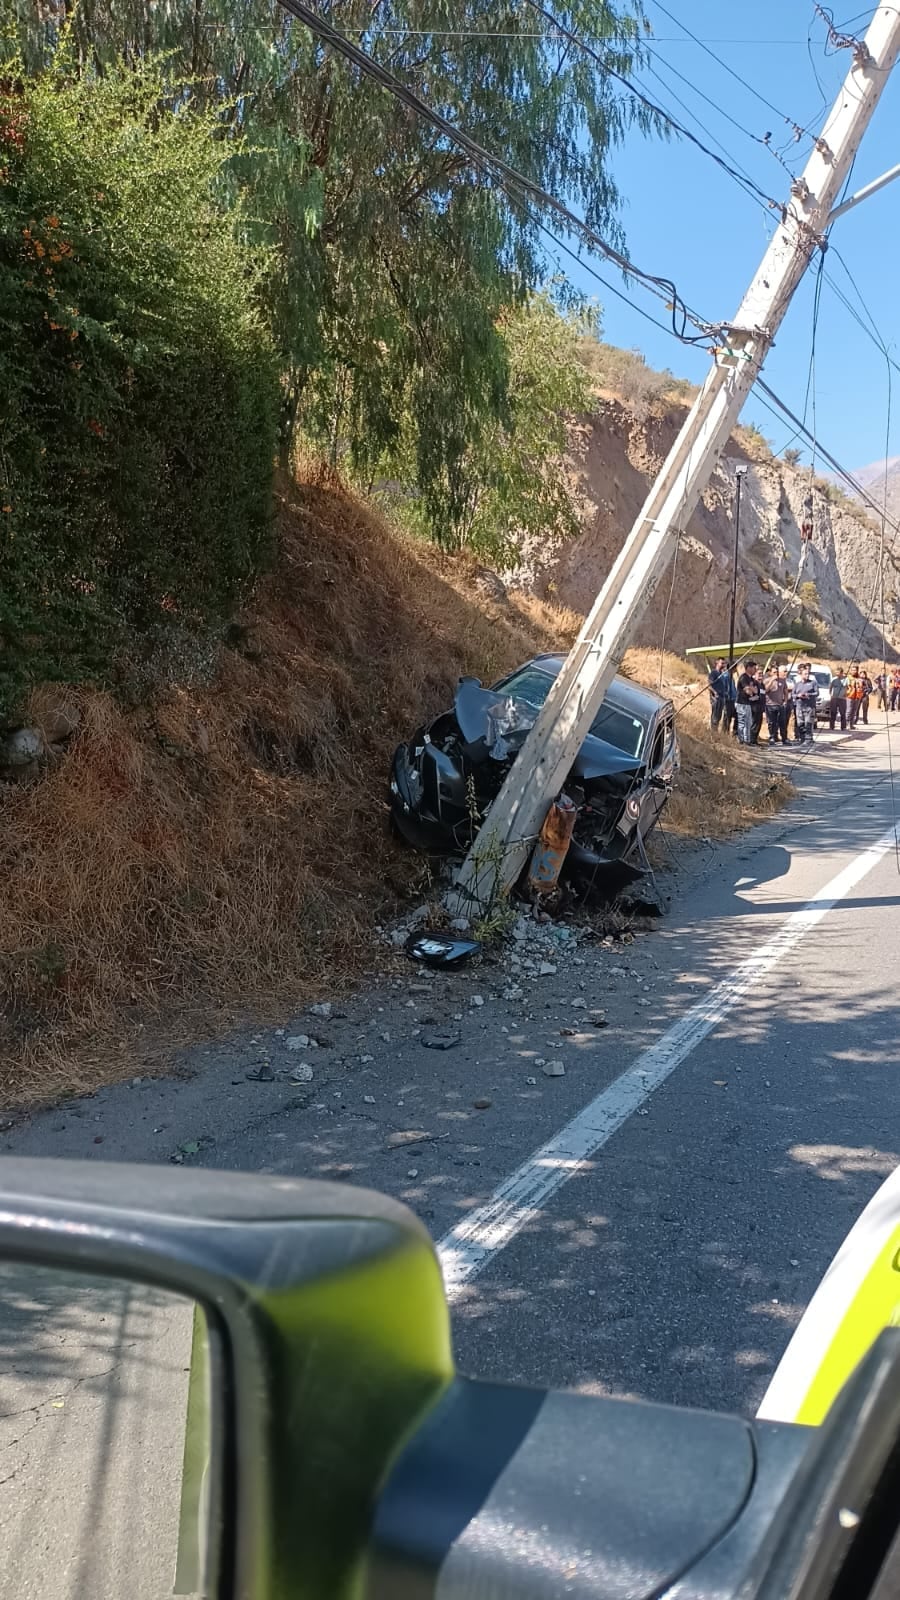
[728,465,747,671]
[450,3,900,914]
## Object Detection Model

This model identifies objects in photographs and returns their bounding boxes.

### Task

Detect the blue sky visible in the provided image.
[565,0,899,474]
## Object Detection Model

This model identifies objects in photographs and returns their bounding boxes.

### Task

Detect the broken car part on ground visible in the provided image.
[390,655,679,895]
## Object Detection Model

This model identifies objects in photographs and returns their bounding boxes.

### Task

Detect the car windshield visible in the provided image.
[499,666,646,759]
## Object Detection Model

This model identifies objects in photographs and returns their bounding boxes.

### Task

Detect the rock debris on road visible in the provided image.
[3,728,900,1419]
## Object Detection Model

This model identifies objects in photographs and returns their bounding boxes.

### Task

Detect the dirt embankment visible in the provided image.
[0,471,789,1106]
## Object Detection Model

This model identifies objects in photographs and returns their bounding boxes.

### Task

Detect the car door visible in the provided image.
[636,708,677,837]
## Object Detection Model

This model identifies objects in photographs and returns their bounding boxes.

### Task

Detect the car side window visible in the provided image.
[651,715,674,771]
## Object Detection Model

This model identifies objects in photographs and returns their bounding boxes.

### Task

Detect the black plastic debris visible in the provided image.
[619,880,666,917]
[405,931,482,968]
[421,1028,462,1051]
[246,1061,275,1082]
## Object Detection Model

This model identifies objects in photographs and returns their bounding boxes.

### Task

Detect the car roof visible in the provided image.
[529,655,672,721]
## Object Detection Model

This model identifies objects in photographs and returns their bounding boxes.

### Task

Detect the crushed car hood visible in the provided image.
[454,679,643,779]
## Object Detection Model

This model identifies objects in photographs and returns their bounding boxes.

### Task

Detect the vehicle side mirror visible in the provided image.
[5,1163,900,1600]
[0,1160,452,1600]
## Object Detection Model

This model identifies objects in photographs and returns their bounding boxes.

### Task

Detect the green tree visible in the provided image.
[390,295,592,558]
[0,58,277,715]
[8,0,657,528]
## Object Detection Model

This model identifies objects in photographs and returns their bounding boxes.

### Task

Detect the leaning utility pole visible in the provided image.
[451,3,900,913]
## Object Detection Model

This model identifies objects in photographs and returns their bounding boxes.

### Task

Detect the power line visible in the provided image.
[649,0,802,127]
[641,52,778,184]
[754,380,900,539]
[529,214,687,342]
[815,4,871,53]
[275,0,719,343]
[277,0,898,663]
[823,245,900,379]
[371,31,812,45]
[520,0,784,214]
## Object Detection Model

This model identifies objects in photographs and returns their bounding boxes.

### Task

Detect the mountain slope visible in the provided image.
[510,399,900,663]
[848,456,900,526]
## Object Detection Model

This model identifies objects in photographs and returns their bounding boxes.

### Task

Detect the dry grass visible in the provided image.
[0,469,576,1104]
[621,645,696,690]
[666,697,793,837]
[620,648,793,839]
[0,492,789,1108]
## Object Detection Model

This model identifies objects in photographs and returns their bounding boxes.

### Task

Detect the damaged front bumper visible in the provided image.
[389,740,468,853]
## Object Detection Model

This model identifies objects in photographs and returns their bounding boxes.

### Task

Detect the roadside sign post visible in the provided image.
[450,4,900,915]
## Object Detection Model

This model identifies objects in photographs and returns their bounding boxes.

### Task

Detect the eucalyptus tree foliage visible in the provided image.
[10,0,657,549]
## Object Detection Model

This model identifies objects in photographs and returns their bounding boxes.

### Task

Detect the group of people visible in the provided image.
[707,658,899,748]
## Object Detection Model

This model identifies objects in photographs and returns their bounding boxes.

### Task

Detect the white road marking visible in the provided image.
[438,822,900,1297]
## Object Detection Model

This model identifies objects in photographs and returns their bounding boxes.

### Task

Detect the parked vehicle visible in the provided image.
[390,654,679,889]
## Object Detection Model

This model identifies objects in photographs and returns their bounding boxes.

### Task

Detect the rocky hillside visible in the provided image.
[849,456,900,528]
[511,399,900,663]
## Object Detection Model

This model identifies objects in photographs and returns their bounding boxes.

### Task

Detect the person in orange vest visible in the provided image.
[846,665,865,728]
[859,670,873,725]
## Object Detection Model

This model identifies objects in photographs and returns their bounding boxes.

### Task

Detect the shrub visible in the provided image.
[578,340,668,417]
[0,59,278,717]
[735,422,772,460]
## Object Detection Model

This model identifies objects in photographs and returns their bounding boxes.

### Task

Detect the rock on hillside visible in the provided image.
[510,399,900,662]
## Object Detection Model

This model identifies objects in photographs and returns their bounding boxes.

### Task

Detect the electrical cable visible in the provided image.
[672,548,813,726]
[649,0,811,138]
[642,47,777,151]
[277,0,898,796]
[754,381,900,537]
[770,252,825,459]
[275,0,716,342]
[673,339,895,731]
[519,0,784,214]
[815,3,870,53]
[349,29,809,43]
[527,213,685,340]
[823,246,900,382]
[640,54,784,204]
[754,373,900,813]
[806,9,832,104]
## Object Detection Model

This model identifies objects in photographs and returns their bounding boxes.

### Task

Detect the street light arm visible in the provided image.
[827,162,900,223]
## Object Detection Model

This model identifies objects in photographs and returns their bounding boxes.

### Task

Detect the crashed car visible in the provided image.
[390,654,679,889]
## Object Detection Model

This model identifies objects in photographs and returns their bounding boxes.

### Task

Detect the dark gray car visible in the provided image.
[390,654,679,889]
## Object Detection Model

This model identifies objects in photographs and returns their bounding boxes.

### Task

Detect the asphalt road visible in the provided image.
[3,723,899,1427]
[0,1267,195,1600]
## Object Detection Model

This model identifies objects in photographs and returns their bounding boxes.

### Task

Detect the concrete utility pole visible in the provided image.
[451,2,900,914]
